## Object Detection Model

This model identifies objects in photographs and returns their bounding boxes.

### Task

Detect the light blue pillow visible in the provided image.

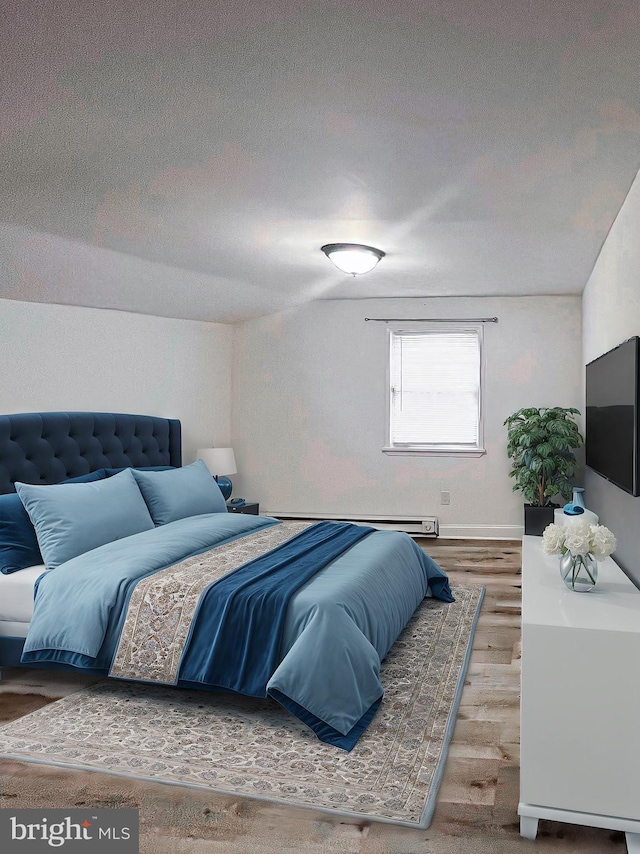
[15,469,155,570]
[131,459,227,526]
[0,470,108,575]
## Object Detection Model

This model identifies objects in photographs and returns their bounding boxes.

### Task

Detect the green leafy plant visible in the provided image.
[504,407,583,506]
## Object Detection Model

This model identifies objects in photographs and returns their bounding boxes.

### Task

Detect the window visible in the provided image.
[385,324,485,455]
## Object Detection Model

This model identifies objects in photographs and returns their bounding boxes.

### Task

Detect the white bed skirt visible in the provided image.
[0,565,43,637]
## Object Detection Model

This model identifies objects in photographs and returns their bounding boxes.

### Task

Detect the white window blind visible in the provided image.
[388,327,483,451]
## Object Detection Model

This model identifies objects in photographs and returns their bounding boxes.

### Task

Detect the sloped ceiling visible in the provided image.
[1,0,639,322]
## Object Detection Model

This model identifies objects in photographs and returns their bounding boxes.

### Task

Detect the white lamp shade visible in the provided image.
[197,447,237,476]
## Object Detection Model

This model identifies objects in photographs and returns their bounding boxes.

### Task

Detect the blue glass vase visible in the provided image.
[572,487,585,510]
[563,487,586,517]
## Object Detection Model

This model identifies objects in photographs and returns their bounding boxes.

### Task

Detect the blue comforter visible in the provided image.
[22,513,453,749]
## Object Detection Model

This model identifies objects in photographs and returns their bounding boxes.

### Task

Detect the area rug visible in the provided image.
[0,584,483,828]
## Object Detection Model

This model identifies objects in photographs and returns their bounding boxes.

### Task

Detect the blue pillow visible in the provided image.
[0,470,107,575]
[131,459,227,526]
[15,469,154,570]
[102,466,176,477]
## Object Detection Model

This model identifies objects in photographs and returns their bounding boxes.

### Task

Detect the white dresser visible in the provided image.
[519,535,640,853]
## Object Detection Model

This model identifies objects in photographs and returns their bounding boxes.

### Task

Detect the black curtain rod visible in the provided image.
[364,316,499,323]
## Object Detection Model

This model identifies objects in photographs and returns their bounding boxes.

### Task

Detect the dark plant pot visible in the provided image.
[524,503,559,536]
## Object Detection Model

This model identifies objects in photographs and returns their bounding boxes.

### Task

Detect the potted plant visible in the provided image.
[504,407,583,536]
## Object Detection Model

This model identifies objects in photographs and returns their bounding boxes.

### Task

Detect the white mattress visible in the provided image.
[0,565,44,637]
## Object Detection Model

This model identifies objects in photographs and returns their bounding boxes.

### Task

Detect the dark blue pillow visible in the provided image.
[0,470,107,574]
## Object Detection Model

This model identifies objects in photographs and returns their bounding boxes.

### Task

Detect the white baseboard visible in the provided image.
[438,524,522,540]
[264,511,523,541]
[264,511,437,535]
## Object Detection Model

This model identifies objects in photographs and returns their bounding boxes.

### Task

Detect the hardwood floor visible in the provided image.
[423,539,523,833]
[0,539,627,853]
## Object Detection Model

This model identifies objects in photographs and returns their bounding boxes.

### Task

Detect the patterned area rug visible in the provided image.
[0,584,483,828]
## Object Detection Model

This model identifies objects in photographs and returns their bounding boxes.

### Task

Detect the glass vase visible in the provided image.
[559,551,598,592]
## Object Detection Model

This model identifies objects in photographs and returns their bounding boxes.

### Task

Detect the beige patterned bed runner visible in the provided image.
[110,521,312,684]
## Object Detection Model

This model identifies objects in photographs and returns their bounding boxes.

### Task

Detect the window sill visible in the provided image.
[382,447,487,457]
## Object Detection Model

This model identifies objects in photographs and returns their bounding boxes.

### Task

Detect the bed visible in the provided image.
[0,411,453,751]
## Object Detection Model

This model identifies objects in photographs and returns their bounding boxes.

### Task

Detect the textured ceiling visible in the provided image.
[1,0,639,322]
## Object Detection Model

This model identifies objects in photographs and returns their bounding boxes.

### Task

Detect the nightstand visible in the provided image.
[226,502,259,515]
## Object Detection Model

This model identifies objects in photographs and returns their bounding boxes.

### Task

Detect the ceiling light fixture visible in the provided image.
[320,243,385,276]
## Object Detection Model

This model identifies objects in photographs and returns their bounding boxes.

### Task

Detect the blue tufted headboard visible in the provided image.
[0,412,182,494]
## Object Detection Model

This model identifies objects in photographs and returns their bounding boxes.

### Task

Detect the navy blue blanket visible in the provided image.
[180,521,375,695]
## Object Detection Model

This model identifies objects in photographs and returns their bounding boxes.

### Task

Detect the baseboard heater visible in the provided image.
[265,512,439,537]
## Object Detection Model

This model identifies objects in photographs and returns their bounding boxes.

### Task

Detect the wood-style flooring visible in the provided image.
[0,539,626,853]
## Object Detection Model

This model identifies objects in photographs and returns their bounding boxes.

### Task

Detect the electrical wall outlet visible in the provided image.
[440,490,450,505]
[422,517,439,535]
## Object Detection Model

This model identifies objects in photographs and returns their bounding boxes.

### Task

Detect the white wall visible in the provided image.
[232,295,582,538]
[0,298,232,463]
[582,170,640,585]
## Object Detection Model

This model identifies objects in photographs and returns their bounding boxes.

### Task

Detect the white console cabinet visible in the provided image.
[519,535,640,853]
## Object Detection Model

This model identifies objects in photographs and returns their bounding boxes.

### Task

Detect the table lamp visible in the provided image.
[197,447,237,500]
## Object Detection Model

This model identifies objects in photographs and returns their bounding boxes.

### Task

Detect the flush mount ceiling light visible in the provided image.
[320,243,385,276]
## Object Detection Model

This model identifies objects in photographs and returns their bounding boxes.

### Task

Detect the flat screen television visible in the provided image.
[585,336,639,496]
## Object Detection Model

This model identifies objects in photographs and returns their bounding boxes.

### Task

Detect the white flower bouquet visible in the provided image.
[541,519,617,591]
[541,520,617,560]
